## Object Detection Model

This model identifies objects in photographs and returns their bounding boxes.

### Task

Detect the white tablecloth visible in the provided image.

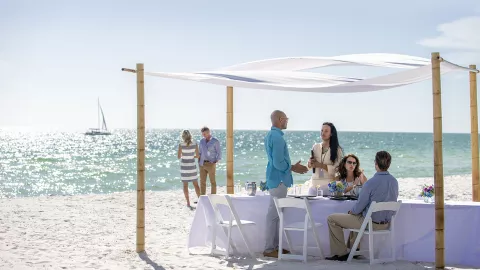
[188,195,480,267]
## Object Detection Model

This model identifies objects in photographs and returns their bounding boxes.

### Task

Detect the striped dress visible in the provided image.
[180,142,198,182]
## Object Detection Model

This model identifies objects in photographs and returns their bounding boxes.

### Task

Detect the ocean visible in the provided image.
[0,129,475,198]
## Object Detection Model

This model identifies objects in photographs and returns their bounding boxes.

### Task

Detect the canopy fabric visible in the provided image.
[217,53,431,71]
[145,53,475,93]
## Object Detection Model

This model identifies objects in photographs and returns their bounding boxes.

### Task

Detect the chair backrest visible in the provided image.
[274,197,307,210]
[274,197,316,228]
[367,200,402,214]
[208,194,230,207]
[208,194,241,225]
[363,200,402,230]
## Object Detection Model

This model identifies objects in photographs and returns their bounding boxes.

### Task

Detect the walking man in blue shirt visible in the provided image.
[263,110,309,258]
[198,126,221,195]
[326,151,399,261]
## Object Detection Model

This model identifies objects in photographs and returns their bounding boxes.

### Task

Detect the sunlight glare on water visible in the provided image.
[0,129,473,198]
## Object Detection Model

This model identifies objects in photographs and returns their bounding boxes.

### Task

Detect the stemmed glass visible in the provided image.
[316,185,323,197]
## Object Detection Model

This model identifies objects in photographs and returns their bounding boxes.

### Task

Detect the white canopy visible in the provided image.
[145,53,477,93]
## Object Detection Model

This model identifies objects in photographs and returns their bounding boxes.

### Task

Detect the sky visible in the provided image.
[1,0,480,133]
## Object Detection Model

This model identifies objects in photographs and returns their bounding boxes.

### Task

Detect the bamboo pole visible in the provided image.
[471,65,480,202]
[136,63,146,252]
[432,52,445,269]
[226,86,234,194]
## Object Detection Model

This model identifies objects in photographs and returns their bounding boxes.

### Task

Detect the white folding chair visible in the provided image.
[207,194,257,259]
[274,197,324,262]
[347,200,402,265]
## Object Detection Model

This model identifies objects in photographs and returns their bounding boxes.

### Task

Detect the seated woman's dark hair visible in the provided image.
[336,154,362,180]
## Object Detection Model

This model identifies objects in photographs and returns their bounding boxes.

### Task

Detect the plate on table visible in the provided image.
[287,195,317,199]
[329,196,349,201]
[344,195,358,200]
[329,195,358,201]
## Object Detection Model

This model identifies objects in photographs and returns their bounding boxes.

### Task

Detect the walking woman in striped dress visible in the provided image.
[177,130,201,209]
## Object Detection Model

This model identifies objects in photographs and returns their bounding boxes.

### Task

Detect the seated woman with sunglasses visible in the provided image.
[335,154,367,195]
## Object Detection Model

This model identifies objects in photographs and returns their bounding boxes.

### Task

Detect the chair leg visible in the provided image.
[347,231,363,262]
[311,226,324,259]
[211,225,217,254]
[237,225,256,260]
[279,220,284,260]
[229,235,238,255]
[390,230,395,262]
[369,232,374,264]
[284,230,294,254]
[226,226,231,258]
[303,226,308,263]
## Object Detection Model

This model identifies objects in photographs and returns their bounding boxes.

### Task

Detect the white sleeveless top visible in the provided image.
[307,143,343,188]
[341,177,362,195]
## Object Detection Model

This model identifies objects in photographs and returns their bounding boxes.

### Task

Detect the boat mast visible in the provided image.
[97,97,100,130]
[100,104,108,131]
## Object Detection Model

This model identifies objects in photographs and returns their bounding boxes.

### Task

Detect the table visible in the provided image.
[188,195,480,267]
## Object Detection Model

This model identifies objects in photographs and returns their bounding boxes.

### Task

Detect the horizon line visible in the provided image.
[0,126,476,135]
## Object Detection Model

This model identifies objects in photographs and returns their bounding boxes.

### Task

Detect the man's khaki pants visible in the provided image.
[327,213,389,256]
[200,162,216,195]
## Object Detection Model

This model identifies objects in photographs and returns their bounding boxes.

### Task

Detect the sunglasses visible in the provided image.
[346,160,357,166]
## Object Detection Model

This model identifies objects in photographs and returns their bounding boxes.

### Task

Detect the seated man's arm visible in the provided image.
[350,181,371,215]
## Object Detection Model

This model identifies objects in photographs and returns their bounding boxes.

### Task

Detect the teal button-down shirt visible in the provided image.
[264,127,293,189]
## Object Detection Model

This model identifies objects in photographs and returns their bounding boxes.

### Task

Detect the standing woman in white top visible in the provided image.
[335,154,368,195]
[177,130,201,209]
[307,122,344,192]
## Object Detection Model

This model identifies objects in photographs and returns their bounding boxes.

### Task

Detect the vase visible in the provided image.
[334,191,343,197]
[423,196,434,203]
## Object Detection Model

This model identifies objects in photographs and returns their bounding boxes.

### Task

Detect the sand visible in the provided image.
[0,174,477,270]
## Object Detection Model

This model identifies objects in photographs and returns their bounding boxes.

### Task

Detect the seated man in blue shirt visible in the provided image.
[263,110,309,258]
[326,151,399,261]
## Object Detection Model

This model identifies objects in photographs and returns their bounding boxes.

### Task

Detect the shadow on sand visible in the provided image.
[139,252,166,270]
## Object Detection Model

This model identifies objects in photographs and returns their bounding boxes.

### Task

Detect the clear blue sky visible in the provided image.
[1,0,479,133]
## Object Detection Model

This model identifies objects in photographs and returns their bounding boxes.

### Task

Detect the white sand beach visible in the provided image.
[0,174,477,270]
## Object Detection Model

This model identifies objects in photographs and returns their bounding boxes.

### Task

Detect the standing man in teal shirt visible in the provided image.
[263,110,309,258]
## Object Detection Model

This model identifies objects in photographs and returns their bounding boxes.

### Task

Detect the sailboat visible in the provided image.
[85,98,111,136]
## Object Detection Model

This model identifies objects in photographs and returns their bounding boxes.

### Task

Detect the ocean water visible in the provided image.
[0,129,475,198]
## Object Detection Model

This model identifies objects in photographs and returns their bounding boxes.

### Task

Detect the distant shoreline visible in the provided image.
[1,174,473,200]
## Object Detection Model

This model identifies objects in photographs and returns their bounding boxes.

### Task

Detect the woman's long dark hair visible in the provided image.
[336,154,362,180]
[323,122,341,163]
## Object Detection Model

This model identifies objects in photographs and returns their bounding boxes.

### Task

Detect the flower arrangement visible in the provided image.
[420,184,434,203]
[420,184,434,198]
[328,181,345,194]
